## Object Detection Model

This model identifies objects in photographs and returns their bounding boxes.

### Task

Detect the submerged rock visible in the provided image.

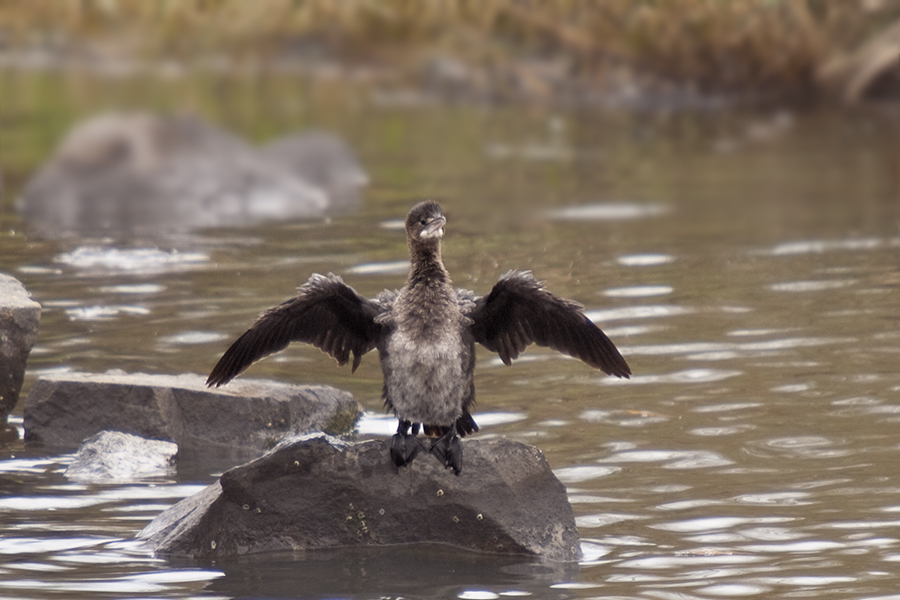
[0,273,42,440]
[140,434,580,562]
[65,430,177,481]
[18,112,367,235]
[23,372,361,454]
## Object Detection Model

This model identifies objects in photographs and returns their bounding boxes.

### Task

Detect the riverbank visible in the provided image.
[1,0,899,105]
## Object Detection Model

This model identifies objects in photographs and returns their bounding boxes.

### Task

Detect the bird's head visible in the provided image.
[406,200,446,244]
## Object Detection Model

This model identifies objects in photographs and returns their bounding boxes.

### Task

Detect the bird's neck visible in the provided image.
[408,244,450,288]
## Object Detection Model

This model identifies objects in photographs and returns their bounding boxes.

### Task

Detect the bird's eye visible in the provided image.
[420,218,429,226]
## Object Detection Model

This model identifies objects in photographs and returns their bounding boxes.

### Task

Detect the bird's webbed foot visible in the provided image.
[390,420,425,470]
[430,429,462,475]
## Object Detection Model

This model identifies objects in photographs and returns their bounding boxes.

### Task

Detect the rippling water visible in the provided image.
[1,93,898,599]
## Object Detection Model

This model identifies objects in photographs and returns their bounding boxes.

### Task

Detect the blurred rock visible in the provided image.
[23,371,361,454]
[140,434,580,561]
[65,430,177,481]
[260,130,368,214]
[18,112,368,235]
[0,273,41,441]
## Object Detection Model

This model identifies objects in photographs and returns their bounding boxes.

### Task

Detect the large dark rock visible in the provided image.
[65,430,178,481]
[24,372,361,453]
[0,273,41,440]
[17,112,367,235]
[140,434,580,562]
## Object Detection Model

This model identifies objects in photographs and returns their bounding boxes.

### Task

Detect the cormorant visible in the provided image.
[207,201,631,474]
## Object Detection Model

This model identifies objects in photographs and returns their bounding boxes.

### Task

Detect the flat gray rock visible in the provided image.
[65,430,177,481]
[23,371,361,454]
[0,273,41,436]
[139,434,580,562]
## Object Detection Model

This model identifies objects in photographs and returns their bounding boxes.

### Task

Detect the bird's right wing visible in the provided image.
[207,273,385,387]
[467,270,631,378]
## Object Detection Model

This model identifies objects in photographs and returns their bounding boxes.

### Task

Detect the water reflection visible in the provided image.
[767,237,893,255]
[555,465,622,483]
[604,285,673,298]
[347,259,410,275]
[160,331,227,345]
[599,450,733,469]
[64,305,151,321]
[770,279,856,292]
[54,247,209,272]
[546,203,669,221]
[205,545,577,600]
[585,305,695,322]
[603,368,743,385]
[617,254,675,267]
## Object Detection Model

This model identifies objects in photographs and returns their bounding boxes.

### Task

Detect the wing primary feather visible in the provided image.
[207,273,383,387]
[470,271,631,378]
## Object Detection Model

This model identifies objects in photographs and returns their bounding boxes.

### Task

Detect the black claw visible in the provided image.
[430,430,462,475]
[390,420,425,470]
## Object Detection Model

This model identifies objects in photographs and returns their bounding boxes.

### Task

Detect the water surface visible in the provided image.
[1,74,899,599]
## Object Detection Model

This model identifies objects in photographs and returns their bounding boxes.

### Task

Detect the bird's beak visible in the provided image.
[421,216,446,239]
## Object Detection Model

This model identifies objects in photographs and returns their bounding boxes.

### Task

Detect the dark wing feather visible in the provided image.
[207,273,383,387]
[468,270,631,378]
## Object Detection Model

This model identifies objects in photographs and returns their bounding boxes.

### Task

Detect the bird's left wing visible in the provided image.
[468,270,631,377]
[207,273,385,387]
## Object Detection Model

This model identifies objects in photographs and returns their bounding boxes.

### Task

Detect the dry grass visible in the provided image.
[0,0,898,95]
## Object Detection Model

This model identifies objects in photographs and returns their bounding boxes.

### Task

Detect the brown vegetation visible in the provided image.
[0,0,899,99]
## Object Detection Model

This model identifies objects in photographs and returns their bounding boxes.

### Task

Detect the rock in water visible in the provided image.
[24,372,361,454]
[65,430,177,481]
[0,273,41,439]
[140,434,580,562]
[17,112,367,235]
[260,130,368,214]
